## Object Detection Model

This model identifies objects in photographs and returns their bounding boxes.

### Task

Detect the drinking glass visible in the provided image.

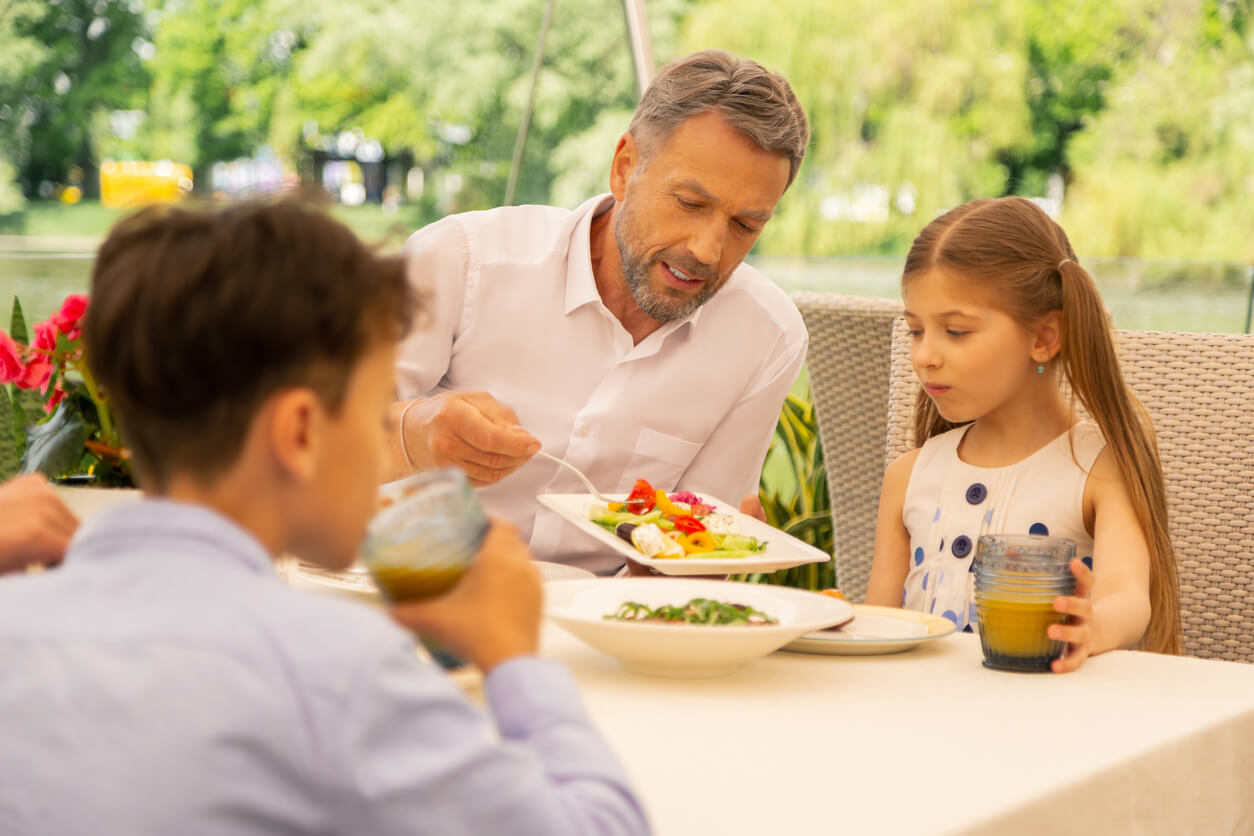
[972,534,1077,672]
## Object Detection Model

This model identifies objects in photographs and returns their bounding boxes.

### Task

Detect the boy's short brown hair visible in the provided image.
[84,200,417,491]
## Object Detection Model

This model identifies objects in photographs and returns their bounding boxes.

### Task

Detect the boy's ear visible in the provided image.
[609,132,639,200]
[1033,310,1064,363]
[268,388,322,483]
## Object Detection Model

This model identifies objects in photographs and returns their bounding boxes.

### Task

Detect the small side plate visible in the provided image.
[782,604,958,656]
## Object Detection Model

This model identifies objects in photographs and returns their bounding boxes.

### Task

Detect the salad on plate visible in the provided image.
[589,478,768,560]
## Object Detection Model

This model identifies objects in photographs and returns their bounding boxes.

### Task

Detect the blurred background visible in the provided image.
[2,0,1253,330]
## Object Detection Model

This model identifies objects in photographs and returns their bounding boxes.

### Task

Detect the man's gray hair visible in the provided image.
[628,50,810,187]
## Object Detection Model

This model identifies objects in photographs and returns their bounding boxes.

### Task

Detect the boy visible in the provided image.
[0,202,648,835]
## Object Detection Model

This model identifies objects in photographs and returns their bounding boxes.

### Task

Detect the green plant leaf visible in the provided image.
[0,388,18,481]
[9,297,28,344]
[19,402,88,479]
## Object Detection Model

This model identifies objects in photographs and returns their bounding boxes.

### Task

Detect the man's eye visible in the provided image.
[734,220,760,234]
[677,198,699,209]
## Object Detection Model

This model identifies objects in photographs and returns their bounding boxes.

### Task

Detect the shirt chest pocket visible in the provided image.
[620,428,703,491]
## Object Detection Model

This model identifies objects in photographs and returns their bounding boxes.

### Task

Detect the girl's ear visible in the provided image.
[608,132,640,201]
[268,388,322,483]
[1032,310,1064,364]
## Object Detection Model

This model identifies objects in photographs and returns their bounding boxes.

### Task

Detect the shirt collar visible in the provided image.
[563,193,706,336]
[69,497,277,578]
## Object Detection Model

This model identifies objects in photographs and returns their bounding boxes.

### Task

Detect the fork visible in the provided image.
[536,450,616,504]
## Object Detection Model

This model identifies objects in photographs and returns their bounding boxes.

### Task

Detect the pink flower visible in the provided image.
[16,355,51,391]
[45,381,66,414]
[32,320,58,353]
[52,294,88,341]
[0,332,22,384]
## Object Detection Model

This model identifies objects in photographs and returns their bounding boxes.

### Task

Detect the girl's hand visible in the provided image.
[1049,559,1096,673]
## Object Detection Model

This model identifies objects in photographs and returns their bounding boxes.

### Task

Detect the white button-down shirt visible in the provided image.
[398,195,807,573]
[0,500,648,836]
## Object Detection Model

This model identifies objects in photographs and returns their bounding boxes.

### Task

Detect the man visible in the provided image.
[391,50,810,574]
[0,202,647,835]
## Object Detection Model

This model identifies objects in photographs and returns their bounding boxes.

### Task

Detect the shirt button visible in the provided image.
[965,483,987,504]
[951,535,972,558]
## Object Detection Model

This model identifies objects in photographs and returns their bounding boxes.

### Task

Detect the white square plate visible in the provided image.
[537,492,832,576]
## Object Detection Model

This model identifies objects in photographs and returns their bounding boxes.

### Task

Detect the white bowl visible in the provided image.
[545,578,853,678]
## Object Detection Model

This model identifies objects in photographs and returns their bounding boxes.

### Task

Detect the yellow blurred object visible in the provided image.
[100,160,194,208]
[59,186,82,205]
[818,588,846,601]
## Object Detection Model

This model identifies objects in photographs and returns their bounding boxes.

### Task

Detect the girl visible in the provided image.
[865,197,1181,671]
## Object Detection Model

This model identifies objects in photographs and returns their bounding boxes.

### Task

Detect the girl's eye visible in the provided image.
[946,329,969,337]
[906,329,923,338]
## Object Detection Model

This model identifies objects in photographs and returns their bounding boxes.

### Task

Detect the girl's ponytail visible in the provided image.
[1057,260,1182,654]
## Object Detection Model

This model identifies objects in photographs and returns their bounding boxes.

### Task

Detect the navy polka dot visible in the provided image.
[901,588,907,606]
[942,609,959,625]
[951,535,972,558]
[930,598,937,613]
[1081,556,1093,571]
[963,624,974,633]
[984,508,995,525]
[913,547,924,567]
[968,560,976,573]
[939,538,945,553]
[965,483,988,504]
[933,507,941,522]
[938,570,946,586]
[1029,522,1050,536]
[922,572,929,591]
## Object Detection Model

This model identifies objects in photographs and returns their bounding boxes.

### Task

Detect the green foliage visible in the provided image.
[732,392,836,591]
[0,388,18,481]
[19,396,88,479]
[680,0,1254,261]
[8,0,150,197]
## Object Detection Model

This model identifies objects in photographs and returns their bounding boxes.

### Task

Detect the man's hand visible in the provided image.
[388,521,542,672]
[0,474,79,575]
[399,392,541,486]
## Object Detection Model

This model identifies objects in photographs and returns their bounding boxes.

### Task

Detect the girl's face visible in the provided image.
[903,269,1042,425]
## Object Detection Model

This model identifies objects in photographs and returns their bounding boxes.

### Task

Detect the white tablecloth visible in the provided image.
[541,626,1254,835]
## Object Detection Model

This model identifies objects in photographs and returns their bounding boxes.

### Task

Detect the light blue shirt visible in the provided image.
[0,499,649,836]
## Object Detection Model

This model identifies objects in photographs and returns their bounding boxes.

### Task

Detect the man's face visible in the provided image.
[611,111,791,322]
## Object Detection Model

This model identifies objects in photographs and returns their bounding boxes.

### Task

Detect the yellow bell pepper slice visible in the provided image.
[677,531,717,555]
[655,489,688,518]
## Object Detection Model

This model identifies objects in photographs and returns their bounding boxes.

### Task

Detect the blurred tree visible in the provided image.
[140,0,302,185]
[1063,0,1254,262]
[0,0,48,213]
[9,0,149,199]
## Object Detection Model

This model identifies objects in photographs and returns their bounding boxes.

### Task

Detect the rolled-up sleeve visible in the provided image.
[331,637,650,836]
[396,217,472,400]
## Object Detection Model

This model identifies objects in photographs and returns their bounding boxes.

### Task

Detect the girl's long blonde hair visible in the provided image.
[903,197,1182,655]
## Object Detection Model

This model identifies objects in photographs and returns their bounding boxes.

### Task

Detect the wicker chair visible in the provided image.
[885,318,1254,663]
[792,292,903,603]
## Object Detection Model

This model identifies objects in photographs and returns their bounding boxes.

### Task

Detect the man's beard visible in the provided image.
[615,204,720,323]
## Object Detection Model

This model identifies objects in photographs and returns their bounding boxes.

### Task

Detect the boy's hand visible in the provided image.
[0,475,79,575]
[400,392,541,486]
[1049,559,1096,673]
[388,520,542,672]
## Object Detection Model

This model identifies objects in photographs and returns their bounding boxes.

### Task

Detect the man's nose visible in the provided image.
[687,219,725,269]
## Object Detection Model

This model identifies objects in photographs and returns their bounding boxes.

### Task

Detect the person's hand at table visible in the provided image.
[738,492,766,522]
[388,520,541,673]
[0,474,79,575]
[1049,559,1096,673]
[398,392,541,486]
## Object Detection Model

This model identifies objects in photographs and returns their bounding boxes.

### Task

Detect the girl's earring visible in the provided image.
[1036,364,1046,374]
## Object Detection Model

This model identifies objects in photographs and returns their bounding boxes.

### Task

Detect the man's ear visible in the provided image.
[1033,310,1064,364]
[267,388,322,483]
[609,132,639,201]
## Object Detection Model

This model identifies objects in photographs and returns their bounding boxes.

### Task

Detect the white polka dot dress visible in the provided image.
[901,422,1105,632]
